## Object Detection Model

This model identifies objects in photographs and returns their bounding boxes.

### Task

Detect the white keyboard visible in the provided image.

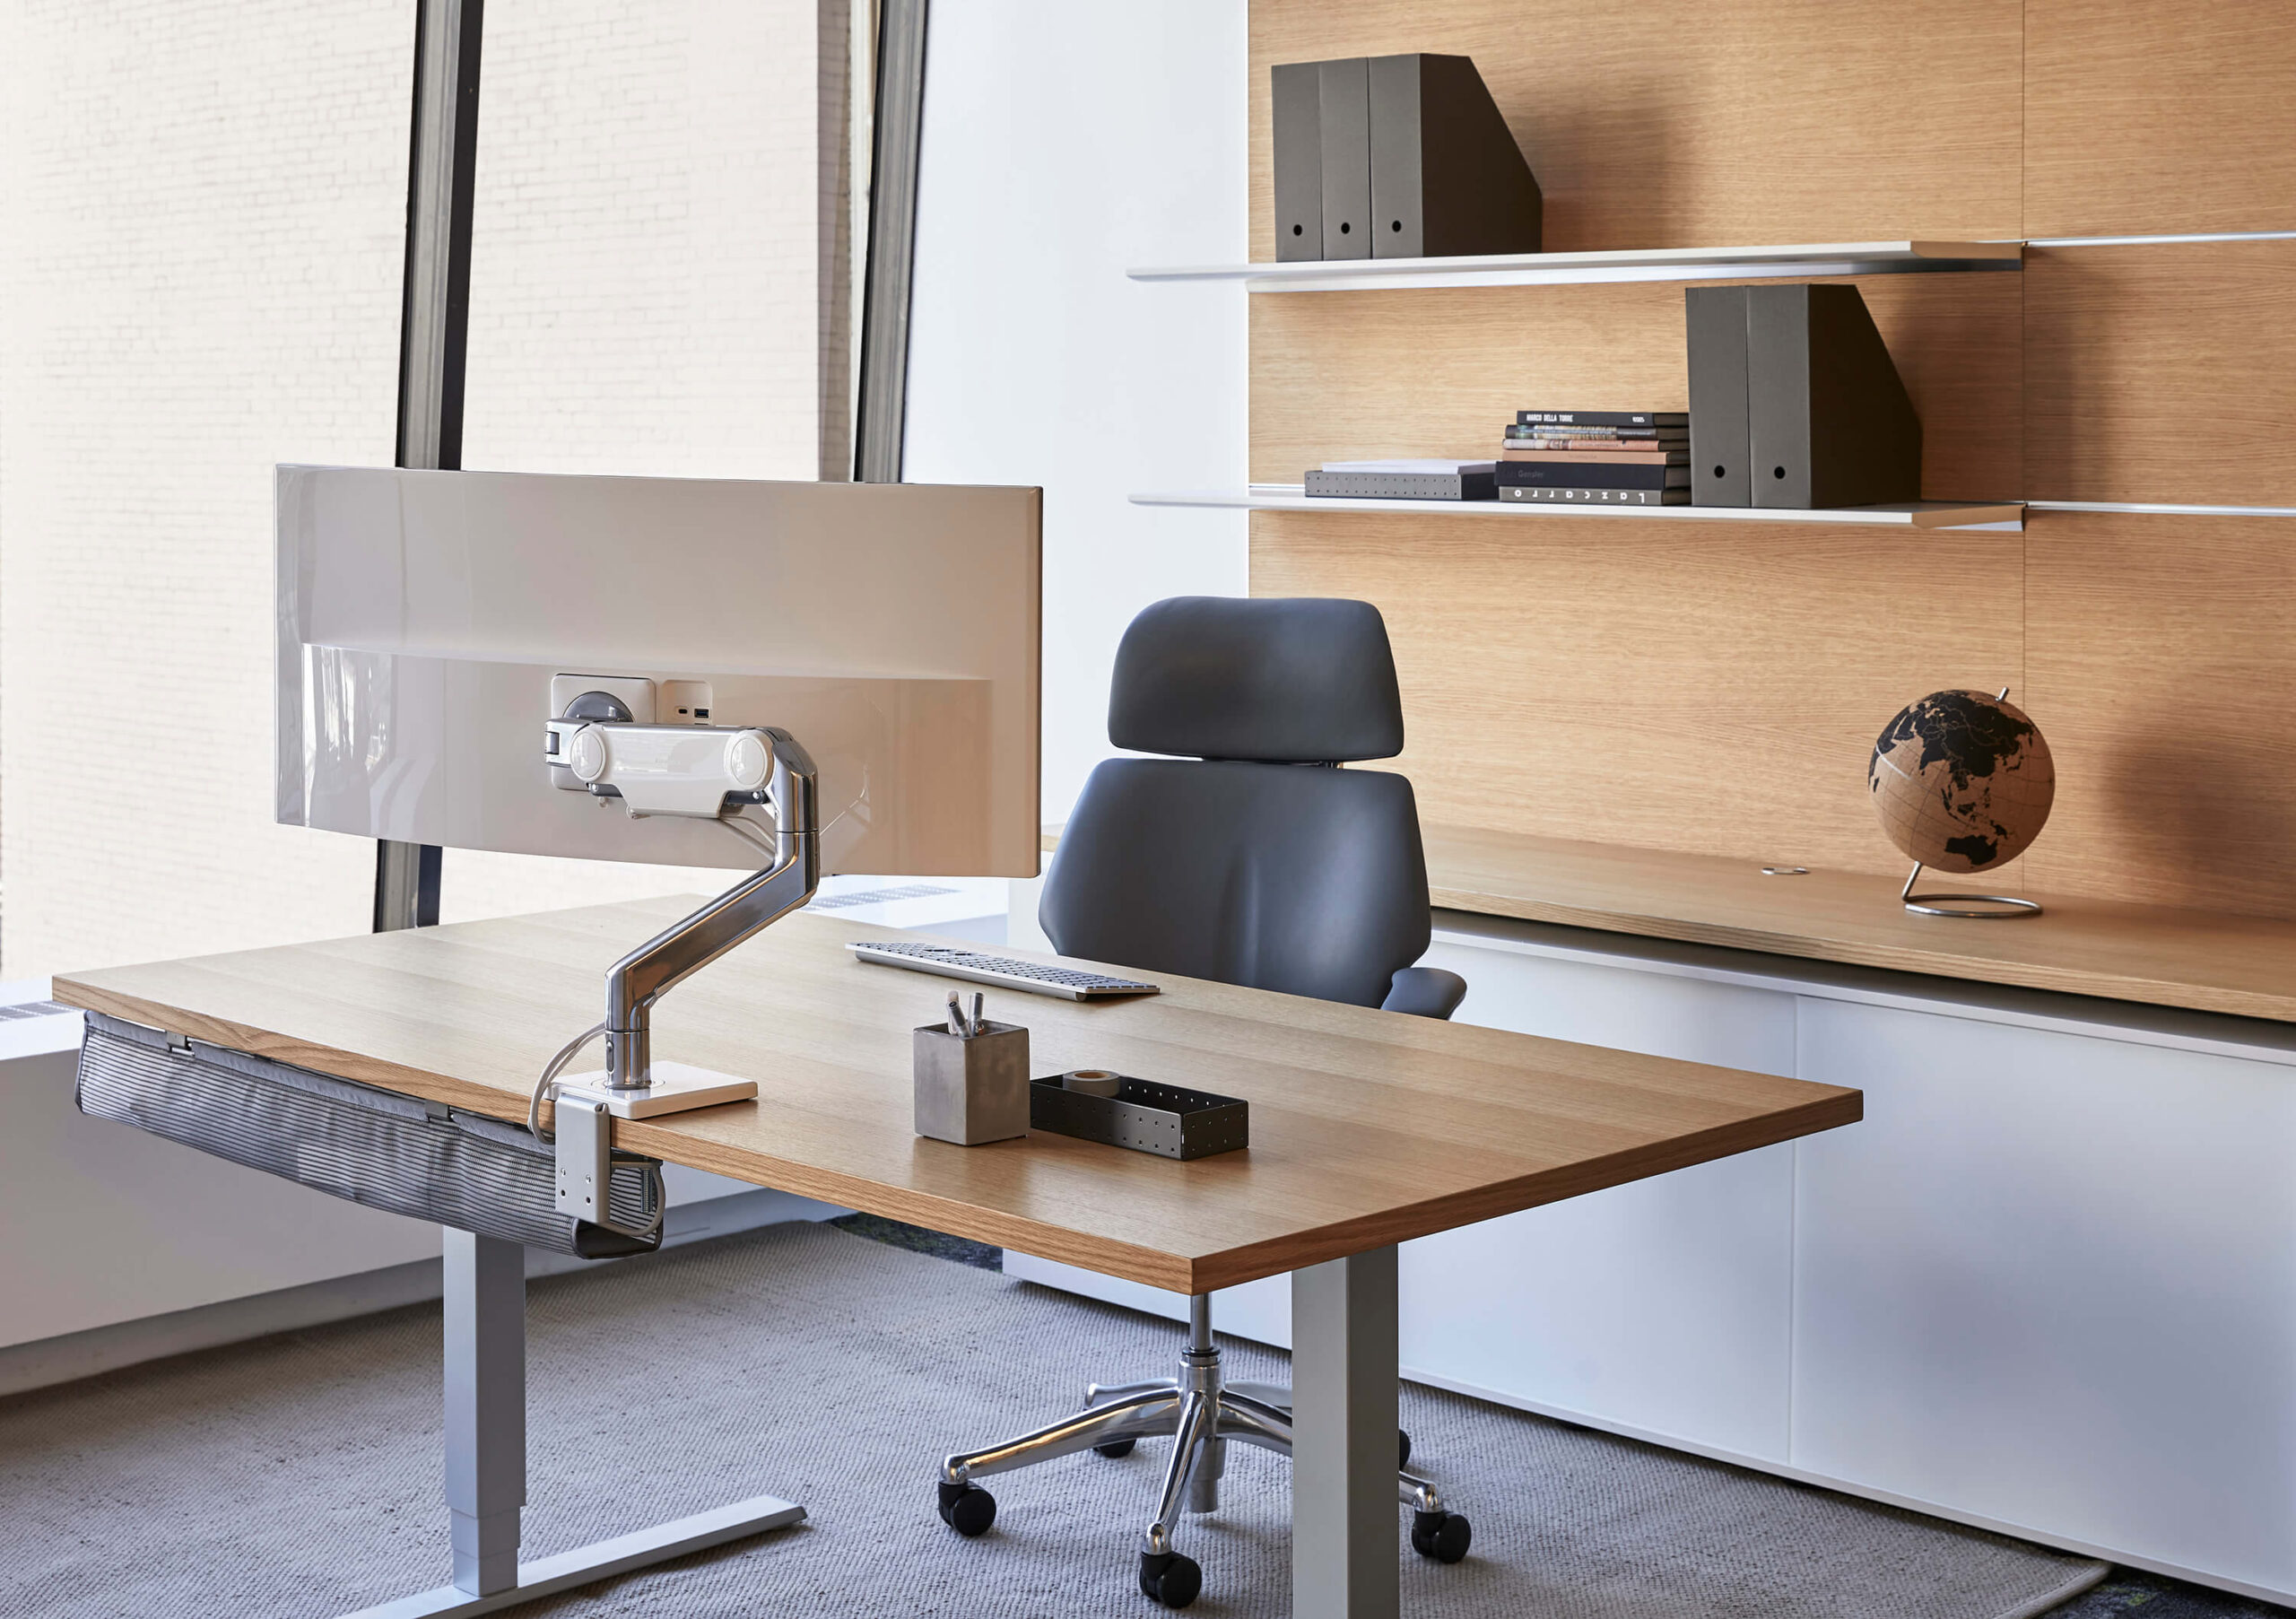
[845,942,1160,1000]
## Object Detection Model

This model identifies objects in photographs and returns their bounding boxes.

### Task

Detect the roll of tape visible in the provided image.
[1062,1069,1122,1097]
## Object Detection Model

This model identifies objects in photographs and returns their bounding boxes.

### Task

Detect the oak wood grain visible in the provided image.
[1234,0,2296,943]
[1249,0,2023,255]
[1249,508,2026,880]
[51,904,1858,1295]
[2022,508,2296,919]
[1251,273,2022,501]
[2026,0,2296,238]
[2025,241,2296,505]
[1421,823,2296,1023]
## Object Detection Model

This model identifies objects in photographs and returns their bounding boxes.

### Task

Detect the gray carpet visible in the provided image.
[0,1221,2105,1618]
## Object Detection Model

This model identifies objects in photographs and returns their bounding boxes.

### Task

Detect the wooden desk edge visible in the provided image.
[56,972,1861,1295]
[1186,1085,1861,1293]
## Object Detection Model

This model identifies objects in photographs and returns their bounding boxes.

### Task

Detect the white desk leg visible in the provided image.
[1291,1246,1400,1619]
[339,1232,804,1619]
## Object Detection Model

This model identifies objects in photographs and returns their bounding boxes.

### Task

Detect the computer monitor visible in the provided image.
[274,466,1041,880]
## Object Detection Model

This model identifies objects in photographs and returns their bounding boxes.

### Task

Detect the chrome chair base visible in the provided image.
[936,1297,1470,1610]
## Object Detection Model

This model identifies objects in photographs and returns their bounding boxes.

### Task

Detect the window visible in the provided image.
[0,3,413,974]
[447,0,858,923]
[0,2,861,970]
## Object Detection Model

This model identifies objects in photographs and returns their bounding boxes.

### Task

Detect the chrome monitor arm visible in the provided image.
[540,722,819,1240]
[601,729,820,1089]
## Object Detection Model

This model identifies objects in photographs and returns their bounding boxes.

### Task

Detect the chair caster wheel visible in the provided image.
[936,1479,996,1537]
[1094,1438,1137,1458]
[1411,1508,1471,1563]
[1398,1428,1412,1469]
[1138,1549,1203,1608]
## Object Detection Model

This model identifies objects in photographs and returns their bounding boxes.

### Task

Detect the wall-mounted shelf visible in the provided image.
[1134,485,2025,531]
[1421,824,2296,1024]
[1128,239,2025,293]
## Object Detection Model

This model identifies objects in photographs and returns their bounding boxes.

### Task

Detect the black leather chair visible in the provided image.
[935,596,1472,1610]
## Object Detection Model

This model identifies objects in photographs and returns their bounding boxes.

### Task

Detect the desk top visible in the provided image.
[55,901,1858,1294]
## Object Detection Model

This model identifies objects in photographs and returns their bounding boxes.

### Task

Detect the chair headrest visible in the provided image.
[1108,596,1405,762]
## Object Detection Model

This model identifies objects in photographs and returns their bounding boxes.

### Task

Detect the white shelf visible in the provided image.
[1127,240,2024,293]
[1132,485,2025,531]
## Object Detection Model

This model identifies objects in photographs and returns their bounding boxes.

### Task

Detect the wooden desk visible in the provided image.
[57,900,1858,1294]
[56,902,1859,1619]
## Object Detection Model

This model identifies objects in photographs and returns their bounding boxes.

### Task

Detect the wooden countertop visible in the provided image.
[53,901,1857,1294]
[1422,824,2296,1024]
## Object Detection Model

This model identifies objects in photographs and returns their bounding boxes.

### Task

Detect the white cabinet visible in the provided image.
[1404,936,1801,1459]
[1792,997,2296,1594]
[1005,914,2296,1602]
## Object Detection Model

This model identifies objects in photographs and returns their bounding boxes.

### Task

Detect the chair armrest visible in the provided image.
[1381,967,1467,1021]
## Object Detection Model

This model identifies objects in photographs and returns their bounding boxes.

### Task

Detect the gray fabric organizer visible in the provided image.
[76,1011,662,1258]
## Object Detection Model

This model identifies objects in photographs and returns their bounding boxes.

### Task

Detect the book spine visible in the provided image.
[1514,410,1688,428]
[1499,486,1689,506]
[1505,425,1681,440]
[1496,461,1688,490]
[1305,470,1498,500]
[1503,437,1687,451]
[1500,449,1688,465]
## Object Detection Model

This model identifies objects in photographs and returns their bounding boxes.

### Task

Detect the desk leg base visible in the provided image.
[340,1493,806,1619]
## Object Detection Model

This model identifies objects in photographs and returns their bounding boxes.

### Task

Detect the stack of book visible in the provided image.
[1497,411,1691,507]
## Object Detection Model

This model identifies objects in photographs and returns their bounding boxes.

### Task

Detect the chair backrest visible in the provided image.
[1039,596,1433,1007]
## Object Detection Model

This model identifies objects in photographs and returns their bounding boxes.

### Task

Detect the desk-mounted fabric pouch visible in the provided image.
[76,1012,662,1258]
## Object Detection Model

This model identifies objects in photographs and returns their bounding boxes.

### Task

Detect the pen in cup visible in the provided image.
[946,991,965,1037]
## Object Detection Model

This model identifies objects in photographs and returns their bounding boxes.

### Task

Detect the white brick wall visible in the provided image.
[0,1,841,970]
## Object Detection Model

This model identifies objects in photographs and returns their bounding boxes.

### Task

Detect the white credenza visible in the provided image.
[1004,909,2296,1605]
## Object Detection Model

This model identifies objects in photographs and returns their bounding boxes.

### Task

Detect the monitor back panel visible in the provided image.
[276,466,1042,878]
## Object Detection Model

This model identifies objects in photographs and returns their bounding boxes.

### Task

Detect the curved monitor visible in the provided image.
[276,466,1041,877]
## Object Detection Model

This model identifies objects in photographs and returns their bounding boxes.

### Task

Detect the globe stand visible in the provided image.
[1900,862,2042,919]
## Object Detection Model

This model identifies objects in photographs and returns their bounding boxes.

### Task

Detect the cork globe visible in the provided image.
[1868,690,2055,874]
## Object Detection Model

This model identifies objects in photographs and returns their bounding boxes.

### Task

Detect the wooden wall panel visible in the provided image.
[2022,509,2296,919]
[2025,241,2296,504]
[1240,0,2296,932]
[1251,274,2022,500]
[1250,511,2026,879]
[1248,0,2023,257]
[2027,0,2296,238]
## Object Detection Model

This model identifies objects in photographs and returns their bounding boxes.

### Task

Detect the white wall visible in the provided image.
[901,2,1250,830]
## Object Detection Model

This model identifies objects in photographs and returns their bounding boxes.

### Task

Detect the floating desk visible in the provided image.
[56,901,1858,1619]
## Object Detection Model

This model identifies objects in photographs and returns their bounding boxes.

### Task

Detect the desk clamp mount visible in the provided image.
[538,709,821,1233]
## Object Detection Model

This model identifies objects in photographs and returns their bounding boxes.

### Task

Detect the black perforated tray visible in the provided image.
[1029,1075,1248,1161]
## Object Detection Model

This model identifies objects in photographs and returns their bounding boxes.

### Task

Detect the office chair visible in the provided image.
[934,596,1472,1609]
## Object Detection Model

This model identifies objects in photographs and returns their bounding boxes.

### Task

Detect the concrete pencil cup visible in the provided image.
[913,1020,1031,1145]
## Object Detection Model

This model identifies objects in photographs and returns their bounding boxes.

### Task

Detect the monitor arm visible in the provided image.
[600,727,820,1089]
